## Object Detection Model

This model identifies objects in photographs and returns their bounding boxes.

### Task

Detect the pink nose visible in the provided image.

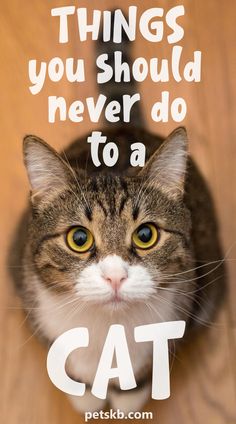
[103,269,128,291]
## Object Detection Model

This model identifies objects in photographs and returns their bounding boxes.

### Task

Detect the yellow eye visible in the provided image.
[66,226,94,253]
[132,223,159,250]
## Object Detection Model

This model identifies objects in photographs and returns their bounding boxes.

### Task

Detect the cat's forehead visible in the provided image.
[87,175,135,212]
[80,174,162,227]
[82,174,177,221]
[86,174,133,197]
[37,172,187,235]
[74,175,139,231]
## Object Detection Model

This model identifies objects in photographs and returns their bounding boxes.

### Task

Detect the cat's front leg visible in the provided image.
[109,383,151,414]
[68,390,107,414]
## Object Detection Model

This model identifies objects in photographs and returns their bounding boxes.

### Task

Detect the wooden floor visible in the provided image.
[1,0,236,422]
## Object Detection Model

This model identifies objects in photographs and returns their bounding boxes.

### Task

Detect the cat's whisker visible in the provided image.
[144,299,166,322]
[157,285,195,297]
[159,260,225,285]
[142,304,185,368]
[157,260,226,285]
[55,300,84,331]
[7,285,80,313]
[57,299,94,336]
[156,286,205,314]
[61,149,92,214]
[49,297,82,313]
[187,274,224,295]
[160,242,236,278]
[150,292,224,329]
[17,297,39,329]
[18,320,46,350]
[144,300,182,370]
[151,293,204,326]
[10,295,77,312]
[19,299,84,349]
[133,160,165,210]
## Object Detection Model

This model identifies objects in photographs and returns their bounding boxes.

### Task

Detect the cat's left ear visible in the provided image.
[139,127,188,197]
[23,135,72,203]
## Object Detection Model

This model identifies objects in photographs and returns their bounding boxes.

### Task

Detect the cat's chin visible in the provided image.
[99,295,138,310]
[103,297,126,307]
[103,301,130,312]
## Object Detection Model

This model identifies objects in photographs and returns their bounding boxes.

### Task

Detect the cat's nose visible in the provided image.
[103,269,128,291]
[100,255,129,291]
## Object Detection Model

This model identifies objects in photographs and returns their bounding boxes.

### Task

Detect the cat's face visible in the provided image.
[23,128,195,313]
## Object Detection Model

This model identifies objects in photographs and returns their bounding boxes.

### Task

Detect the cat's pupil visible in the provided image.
[73,229,87,246]
[138,226,152,243]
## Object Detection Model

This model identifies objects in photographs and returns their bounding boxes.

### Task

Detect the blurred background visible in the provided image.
[0,0,236,423]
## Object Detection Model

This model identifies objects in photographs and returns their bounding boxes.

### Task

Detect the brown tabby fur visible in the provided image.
[10,125,226,336]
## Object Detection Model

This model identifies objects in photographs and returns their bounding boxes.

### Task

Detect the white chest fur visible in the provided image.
[34,282,175,385]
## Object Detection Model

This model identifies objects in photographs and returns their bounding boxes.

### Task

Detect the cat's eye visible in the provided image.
[66,226,94,253]
[132,223,159,250]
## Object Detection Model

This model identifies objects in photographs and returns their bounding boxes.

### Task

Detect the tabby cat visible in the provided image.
[9,22,225,414]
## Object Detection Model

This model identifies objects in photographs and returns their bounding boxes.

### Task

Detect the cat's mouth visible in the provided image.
[101,290,132,308]
[105,292,125,305]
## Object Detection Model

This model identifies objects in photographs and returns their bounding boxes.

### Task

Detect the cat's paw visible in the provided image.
[109,383,151,414]
[68,391,107,414]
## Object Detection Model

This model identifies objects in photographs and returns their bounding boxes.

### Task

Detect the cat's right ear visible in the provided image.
[138,127,188,198]
[23,135,72,204]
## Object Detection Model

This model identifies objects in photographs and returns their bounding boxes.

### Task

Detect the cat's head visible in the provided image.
[23,128,194,313]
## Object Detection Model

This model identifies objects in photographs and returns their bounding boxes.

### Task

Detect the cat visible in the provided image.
[9,16,226,414]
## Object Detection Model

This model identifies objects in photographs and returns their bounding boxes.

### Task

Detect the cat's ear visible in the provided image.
[23,135,71,203]
[139,127,188,197]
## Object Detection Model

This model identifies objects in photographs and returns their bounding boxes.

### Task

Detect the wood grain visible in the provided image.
[0,1,236,423]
